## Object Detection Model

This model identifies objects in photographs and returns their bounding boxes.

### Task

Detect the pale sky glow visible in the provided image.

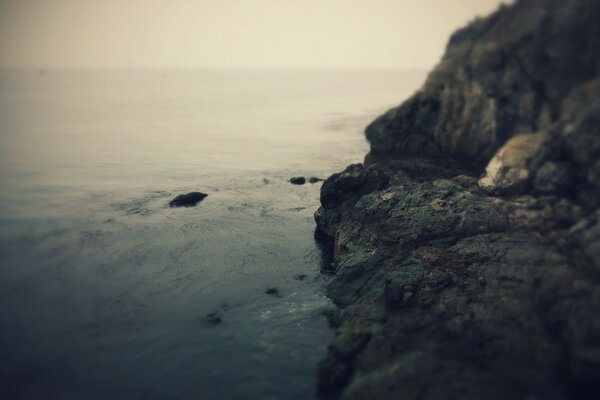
[0,0,507,69]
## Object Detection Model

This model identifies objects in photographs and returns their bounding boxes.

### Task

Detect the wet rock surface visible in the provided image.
[314,0,600,398]
[169,192,208,207]
[290,177,306,185]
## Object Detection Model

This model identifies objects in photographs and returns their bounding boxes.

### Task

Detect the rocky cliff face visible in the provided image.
[315,0,600,398]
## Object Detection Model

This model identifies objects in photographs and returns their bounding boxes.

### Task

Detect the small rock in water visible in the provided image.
[294,273,308,281]
[169,192,208,207]
[290,177,306,185]
[205,312,222,325]
[309,177,324,183]
[265,287,282,297]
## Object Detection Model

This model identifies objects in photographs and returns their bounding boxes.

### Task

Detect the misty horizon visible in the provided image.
[0,0,508,70]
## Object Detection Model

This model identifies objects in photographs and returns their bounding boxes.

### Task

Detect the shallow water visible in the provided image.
[0,69,425,399]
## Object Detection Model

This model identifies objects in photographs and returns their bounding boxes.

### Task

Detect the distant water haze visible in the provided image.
[0,0,508,70]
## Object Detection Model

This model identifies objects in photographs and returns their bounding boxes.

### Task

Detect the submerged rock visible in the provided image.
[265,287,281,297]
[290,177,306,185]
[205,312,222,325]
[169,192,208,207]
[314,0,600,398]
[294,273,308,281]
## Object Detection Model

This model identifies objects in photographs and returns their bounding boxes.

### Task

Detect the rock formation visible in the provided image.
[291,177,307,185]
[315,0,600,398]
[169,192,208,207]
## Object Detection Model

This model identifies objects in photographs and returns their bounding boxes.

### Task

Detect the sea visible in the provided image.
[0,68,426,400]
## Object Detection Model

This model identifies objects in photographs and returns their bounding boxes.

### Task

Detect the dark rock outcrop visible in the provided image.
[169,192,208,207]
[290,177,307,185]
[315,0,600,398]
[365,0,600,172]
[265,287,282,297]
[205,312,222,325]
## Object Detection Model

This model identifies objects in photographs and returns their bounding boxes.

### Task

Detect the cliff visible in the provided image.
[314,0,600,398]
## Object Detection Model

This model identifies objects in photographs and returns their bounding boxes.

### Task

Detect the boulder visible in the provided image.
[169,192,208,207]
[290,176,306,185]
[205,312,222,325]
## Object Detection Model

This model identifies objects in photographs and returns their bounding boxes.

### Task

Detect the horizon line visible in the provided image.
[0,65,432,73]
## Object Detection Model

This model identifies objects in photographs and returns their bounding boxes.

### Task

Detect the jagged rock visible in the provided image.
[315,164,390,238]
[314,0,600,398]
[384,264,424,309]
[320,164,389,210]
[365,0,600,168]
[169,192,208,207]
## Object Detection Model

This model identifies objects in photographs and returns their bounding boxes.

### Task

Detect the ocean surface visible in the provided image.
[0,69,426,400]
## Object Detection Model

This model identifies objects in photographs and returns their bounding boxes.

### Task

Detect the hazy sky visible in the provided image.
[0,0,507,69]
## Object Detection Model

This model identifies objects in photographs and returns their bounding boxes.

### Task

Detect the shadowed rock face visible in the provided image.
[315,0,600,398]
[366,0,600,170]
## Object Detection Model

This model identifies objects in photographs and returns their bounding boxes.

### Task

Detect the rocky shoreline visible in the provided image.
[314,0,600,398]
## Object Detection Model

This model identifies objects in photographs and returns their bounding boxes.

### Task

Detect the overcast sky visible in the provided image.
[0,0,508,69]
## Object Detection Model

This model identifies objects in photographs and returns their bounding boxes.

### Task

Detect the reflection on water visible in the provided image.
[0,69,425,399]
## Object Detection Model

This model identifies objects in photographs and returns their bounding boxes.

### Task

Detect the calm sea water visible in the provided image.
[0,69,425,400]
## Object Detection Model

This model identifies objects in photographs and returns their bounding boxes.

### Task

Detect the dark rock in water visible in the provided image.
[169,192,207,207]
[291,176,323,185]
[290,177,306,185]
[205,312,222,325]
[314,0,600,398]
[265,287,281,297]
